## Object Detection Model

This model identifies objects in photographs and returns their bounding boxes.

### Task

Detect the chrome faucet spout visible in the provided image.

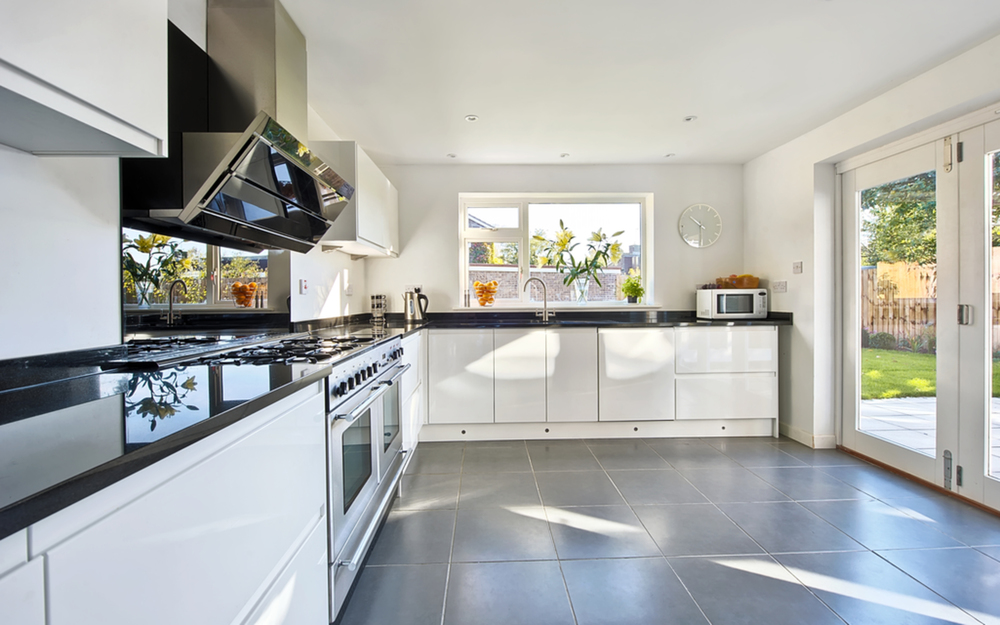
[167,280,187,327]
[523,277,552,322]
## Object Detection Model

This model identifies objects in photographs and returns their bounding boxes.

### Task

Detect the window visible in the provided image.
[459,194,651,306]
[122,228,270,308]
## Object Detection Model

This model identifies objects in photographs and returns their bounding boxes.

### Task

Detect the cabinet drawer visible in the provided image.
[676,374,778,420]
[675,327,777,374]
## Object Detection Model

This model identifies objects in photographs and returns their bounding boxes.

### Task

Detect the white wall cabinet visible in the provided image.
[494,328,547,423]
[598,328,675,421]
[547,328,599,422]
[0,558,44,625]
[313,141,399,258]
[0,0,168,156]
[44,389,327,625]
[428,330,494,424]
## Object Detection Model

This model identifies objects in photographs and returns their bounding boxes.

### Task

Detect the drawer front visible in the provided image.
[675,374,778,420]
[675,327,777,374]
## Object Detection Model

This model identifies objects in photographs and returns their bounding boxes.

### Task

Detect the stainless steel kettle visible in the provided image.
[402,290,429,321]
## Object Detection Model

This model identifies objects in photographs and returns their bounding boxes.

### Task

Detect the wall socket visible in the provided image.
[298,279,308,295]
[345,284,353,296]
[404,284,422,293]
[792,261,803,274]
[772,281,787,293]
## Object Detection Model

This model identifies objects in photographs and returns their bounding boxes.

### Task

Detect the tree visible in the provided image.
[860,172,936,266]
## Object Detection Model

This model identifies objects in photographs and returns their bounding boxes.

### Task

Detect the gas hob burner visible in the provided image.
[125,336,221,353]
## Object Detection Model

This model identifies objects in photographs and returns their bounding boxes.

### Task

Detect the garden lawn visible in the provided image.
[862,348,1000,399]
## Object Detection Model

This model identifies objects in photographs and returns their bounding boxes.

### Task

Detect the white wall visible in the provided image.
[366,164,744,313]
[0,145,121,359]
[744,32,1000,448]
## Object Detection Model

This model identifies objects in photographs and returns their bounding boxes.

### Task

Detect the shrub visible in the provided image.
[869,332,898,350]
[861,328,870,348]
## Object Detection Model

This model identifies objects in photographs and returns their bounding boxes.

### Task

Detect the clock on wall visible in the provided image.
[678,204,722,248]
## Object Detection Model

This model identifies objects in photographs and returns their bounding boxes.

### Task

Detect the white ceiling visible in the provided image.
[281,0,1000,165]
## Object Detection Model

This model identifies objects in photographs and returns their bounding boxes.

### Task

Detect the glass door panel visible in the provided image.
[991,150,1000,482]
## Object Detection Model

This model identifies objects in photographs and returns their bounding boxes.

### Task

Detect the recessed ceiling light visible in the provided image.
[560,153,570,158]
[683,116,698,122]
[446,153,457,158]
[664,153,676,158]
[464,115,479,122]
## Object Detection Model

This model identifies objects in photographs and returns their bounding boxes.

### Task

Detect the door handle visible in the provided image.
[957,304,973,326]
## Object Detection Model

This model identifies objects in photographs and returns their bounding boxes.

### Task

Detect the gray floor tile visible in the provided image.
[464,439,527,448]
[802,500,964,550]
[705,437,779,448]
[678,467,792,503]
[339,564,448,625]
[458,472,541,508]
[589,440,672,469]
[668,555,844,625]
[607,469,708,504]
[649,443,744,469]
[461,445,532,473]
[771,443,869,467]
[562,557,709,625]
[405,445,465,475]
[632,504,764,556]
[883,494,1000,547]
[749,467,869,501]
[451,507,556,562]
[716,445,810,468]
[878,547,1000,623]
[545,505,661,559]
[527,441,602,471]
[535,471,626,506]
[396,474,461,510]
[444,561,575,625]
[367,509,456,565]
[777,551,980,625]
[821,465,938,499]
[718,502,865,553]
[979,545,1000,562]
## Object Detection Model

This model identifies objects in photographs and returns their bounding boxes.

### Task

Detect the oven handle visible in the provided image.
[336,449,409,572]
[331,382,392,423]
[376,363,411,387]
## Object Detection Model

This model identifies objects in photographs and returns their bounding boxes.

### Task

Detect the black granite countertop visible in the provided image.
[417,310,792,329]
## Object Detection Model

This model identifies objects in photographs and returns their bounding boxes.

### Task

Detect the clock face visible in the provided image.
[678,204,722,248]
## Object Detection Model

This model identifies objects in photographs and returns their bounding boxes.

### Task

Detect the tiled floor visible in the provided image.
[338,437,1000,625]
[860,397,1000,474]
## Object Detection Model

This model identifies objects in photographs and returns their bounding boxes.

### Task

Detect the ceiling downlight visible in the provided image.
[464,115,479,122]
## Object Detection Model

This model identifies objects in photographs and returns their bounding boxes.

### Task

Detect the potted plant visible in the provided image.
[122,233,189,307]
[622,271,645,303]
[534,221,623,304]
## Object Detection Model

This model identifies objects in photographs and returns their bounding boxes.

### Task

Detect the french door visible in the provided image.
[842,119,1000,510]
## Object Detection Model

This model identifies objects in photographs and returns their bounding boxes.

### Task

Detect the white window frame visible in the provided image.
[458,193,654,308]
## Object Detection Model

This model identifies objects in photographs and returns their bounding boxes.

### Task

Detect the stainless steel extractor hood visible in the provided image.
[121,3,349,253]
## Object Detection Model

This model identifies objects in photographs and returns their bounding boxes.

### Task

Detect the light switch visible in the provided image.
[773,281,787,293]
[792,261,803,274]
[299,279,308,295]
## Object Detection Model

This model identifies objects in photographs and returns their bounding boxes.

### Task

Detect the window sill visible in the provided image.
[454,303,659,312]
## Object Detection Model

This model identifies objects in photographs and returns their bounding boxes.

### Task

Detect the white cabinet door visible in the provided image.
[402,386,424,452]
[0,559,44,625]
[428,330,494,424]
[242,516,328,625]
[675,327,778,373]
[46,392,327,625]
[494,329,546,423]
[400,333,422,401]
[356,148,388,250]
[547,328,599,422]
[598,329,675,421]
[401,332,424,450]
[0,0,167,155]
[676,373,778,420]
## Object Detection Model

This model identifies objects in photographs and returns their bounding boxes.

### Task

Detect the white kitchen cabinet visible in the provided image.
[675,326,778,373]
[401,331,425,450]
[428,330,494,424]
[494,328,547,423]
[0,558,44,625]
[598,328,675,421]
[547,328,599,422]
[676,373,778,420]
[0,0,168,156]
[313,141,399,257]
[242,515,328,625]
[45,390,327,625]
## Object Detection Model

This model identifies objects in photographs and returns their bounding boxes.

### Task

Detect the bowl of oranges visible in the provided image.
[473,280,498,306]
[231,281,258,307]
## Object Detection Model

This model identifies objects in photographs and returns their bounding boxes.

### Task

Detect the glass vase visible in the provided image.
[572,276,591,305]
[135,280,155,308]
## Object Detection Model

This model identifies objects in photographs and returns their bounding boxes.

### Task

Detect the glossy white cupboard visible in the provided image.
[0,0,168,156]
[546,328,599,422]
[494,328,547,423]
[401,331,426,451]
[0,548,43,625]
[427,330,495,424]
[598,328,675,421]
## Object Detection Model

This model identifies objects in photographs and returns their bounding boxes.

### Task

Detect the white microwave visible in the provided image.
[697,289,768,319]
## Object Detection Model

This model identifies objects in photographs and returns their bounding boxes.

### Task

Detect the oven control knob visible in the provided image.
[366,365,373,377]
[354,372,363,384]
[347,377,355,390]
[338,381,348,395]
[361,369,369,381]
[372,363,379,374]
[399,346,404,356]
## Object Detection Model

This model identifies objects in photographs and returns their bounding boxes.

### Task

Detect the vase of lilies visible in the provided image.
[122,233,188,308]
[534,221,623,304]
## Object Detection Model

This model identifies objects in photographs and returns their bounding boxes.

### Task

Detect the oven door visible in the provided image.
[377,363,410,481]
